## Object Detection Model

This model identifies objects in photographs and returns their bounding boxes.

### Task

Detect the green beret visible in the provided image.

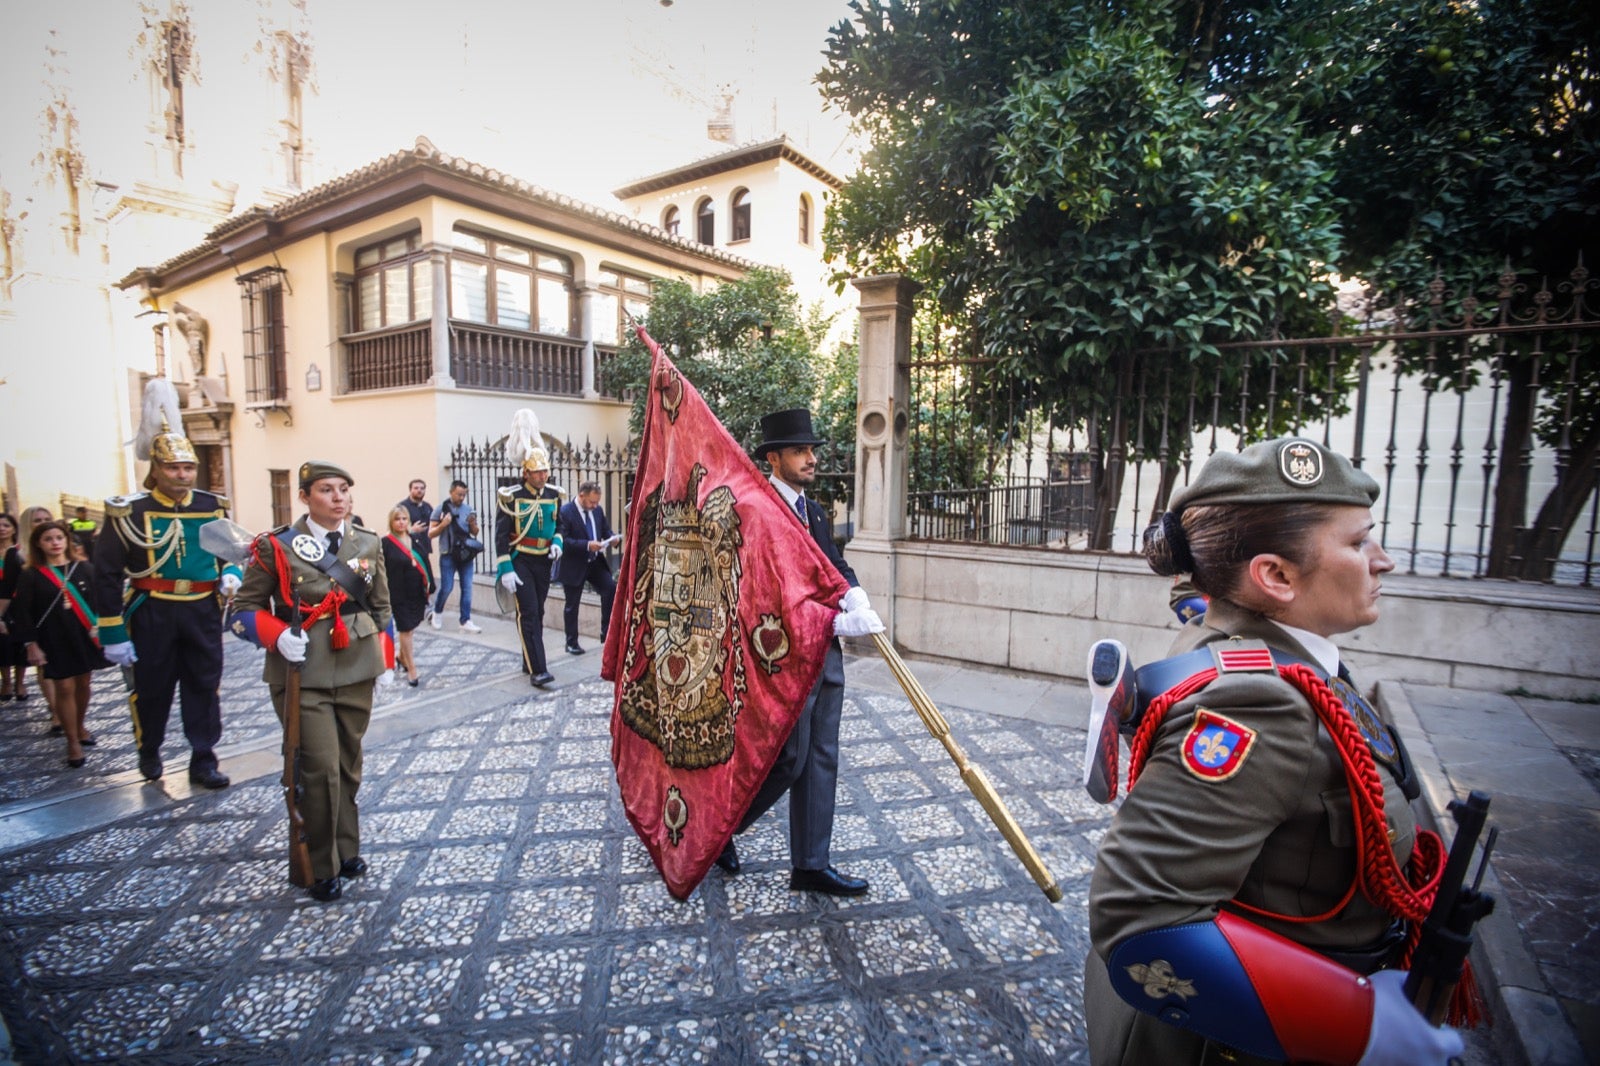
[1169,437,1379,515]
[298,460,354,490]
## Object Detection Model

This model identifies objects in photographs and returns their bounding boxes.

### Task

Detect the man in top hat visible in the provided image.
[496,409,563,688]
[720,407,884,895]
[93,380,239,789]
[230,460,393,902]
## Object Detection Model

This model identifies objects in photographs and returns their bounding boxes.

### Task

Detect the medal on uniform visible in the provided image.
[291,533,326,562]
[1329,675,1399,767]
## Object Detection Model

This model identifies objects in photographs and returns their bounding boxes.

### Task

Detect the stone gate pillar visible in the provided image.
[849,274,920,638]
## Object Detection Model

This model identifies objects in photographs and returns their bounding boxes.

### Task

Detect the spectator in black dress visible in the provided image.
[0,513,29,701]
[21,506,57,714]
[382,506,433,687]
[12,520,109,767]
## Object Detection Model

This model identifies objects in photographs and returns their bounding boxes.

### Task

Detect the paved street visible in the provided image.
[0,593,1591,1064]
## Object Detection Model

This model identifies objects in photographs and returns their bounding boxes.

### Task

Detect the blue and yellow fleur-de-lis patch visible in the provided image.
[1180,709,1257,781]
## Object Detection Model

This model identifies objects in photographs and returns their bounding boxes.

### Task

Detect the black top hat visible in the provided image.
[750,408,826,462]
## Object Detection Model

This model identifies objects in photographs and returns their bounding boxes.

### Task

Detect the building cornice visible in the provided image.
[612,136,845,200]
[118,137,757,294]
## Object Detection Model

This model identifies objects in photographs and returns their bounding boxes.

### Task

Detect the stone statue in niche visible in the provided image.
[169,301,208,379]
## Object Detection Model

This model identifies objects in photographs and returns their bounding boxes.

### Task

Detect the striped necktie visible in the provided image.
[794,494,807,525]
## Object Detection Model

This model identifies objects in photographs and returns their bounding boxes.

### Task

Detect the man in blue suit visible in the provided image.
[555,481,617,655]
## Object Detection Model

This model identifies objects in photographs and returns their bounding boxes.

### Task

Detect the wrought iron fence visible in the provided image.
[907,261,1600,586]
[446,435,640,577]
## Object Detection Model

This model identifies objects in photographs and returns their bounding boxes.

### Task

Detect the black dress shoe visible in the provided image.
[189,767,231,790]
[789,866,870,896]
[566,643,585,655]
[714,840,740,875]
[138,752,164,781]
[339,857,368,879]
[307,878,342,902]
[66,756,87,768]
[531,672,555,688]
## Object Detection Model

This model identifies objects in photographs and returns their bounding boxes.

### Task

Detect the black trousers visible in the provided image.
[561,558,616,645]
[127,595,224,772]
[512,553,552,675]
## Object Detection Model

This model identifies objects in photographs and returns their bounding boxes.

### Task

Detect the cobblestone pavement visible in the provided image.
[0,637,521,805]
[0,642,1106,1063]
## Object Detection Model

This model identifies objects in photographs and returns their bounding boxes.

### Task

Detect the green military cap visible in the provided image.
[1169,437,1379,515]
[298,460,355,490]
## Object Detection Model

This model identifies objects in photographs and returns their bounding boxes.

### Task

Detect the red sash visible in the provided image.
[40,565,100,646]
[386,534,428,584]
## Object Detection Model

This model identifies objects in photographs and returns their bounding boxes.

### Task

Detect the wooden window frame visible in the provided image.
[798,193,812,245]
[595,267,656,347]
[695,197,715,245]
[662,205,680,236]
[353,232,429,331]
[730,188,751,243]
[269,469,292,527]
[448,227,573,336]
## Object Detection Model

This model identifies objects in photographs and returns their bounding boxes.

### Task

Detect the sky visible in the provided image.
[0,0,863,215]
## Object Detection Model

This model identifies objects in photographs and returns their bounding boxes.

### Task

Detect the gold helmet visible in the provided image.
[135,378,198,489]
[509,408,550,474]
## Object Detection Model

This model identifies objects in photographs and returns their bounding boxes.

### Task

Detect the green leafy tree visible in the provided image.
[820,0,1358,547]
[1315,0,1599,580]
[611,266,840,452]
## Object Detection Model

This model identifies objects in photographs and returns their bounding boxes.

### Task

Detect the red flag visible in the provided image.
[603,326,850,900]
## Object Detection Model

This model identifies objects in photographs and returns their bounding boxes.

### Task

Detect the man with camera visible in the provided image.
[428,479,482,634]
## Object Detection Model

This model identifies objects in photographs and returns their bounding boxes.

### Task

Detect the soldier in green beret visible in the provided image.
[231,460,393,902]
[1085,438,1465,1065]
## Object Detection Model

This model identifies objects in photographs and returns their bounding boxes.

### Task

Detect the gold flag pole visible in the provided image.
[871,633,1063,903]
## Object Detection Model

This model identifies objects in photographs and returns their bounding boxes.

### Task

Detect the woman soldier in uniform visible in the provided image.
[1086,438,1465,1065]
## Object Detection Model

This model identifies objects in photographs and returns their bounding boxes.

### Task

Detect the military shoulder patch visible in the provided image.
[1180,709,1257,781]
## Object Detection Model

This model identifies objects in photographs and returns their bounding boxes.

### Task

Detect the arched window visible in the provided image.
[730,188,752,242]
[662,205,680,236]
[797,193,813,245]
[695,197,715,245]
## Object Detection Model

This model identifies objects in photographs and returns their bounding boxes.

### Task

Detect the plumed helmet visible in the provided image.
[135,378,198,489]
[508,408,551,473]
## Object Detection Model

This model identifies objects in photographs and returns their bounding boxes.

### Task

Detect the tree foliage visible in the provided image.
[820,0,1598,567]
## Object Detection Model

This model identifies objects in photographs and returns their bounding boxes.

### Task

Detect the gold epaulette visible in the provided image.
[213,494,231,513]
[104,494,145,518]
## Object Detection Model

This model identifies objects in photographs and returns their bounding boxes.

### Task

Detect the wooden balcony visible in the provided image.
[451,321,583,395]
[344,322,432,392]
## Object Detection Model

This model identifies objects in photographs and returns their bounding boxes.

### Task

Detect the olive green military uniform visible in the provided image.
[234,517,391,881]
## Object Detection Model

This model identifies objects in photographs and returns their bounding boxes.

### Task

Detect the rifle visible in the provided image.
[871,633,1063,902]
[1404,790,1497,1025]
[282,595,314,887]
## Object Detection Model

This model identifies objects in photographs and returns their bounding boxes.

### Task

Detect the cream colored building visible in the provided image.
[613,136,851,341]
[116,138,754,533]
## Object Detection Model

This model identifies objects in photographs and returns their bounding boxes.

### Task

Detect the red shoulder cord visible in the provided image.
[250,538,351,649]
[1127,663,1482,1026]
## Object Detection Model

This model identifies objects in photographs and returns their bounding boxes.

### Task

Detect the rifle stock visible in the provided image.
[871,633,1063,903]
[282,609,314,888]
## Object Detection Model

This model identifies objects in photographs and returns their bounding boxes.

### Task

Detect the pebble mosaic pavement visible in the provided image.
[0,634,1109,1064]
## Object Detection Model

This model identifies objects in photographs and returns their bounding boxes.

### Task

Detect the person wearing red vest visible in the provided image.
[1086,438,1465,1065]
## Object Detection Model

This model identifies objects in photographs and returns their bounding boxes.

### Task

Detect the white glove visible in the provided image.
[103,641,138,667]
[219,572,242,597]
[840,586,871,613]
[1358,970,1464,1066]
[275,629,309,664]
[833,607,885,638]
[549,543,563,562]
[501,571,523,592]
[375,668,395,687]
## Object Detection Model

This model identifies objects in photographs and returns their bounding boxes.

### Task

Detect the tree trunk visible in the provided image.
[1089,358,1133,549]
[1503,430,1599,581]
[1487,359,1535,577]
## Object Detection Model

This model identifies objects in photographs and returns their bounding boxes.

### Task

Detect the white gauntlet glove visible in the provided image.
[103,641,138,667]
[1357,971,1464,1066]
[219,572,242,597]
[834,607,885,638]
[275,629,309,664]
[501,571,523,592]
[840,586,871,613]
[549,543,563,563]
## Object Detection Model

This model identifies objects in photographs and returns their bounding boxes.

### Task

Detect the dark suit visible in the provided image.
[736,486,857,870]
[555,500,616,646]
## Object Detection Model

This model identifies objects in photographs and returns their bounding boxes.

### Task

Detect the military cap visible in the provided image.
[1169,437,1379,515]
[298,460,355,490]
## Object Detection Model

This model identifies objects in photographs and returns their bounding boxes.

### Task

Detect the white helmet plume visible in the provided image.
[134,378,185,460]
[508,408,542,464]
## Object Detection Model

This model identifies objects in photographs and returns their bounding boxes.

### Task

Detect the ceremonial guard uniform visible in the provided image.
[1085,438,1468,1066]
[495,409,563,688]
[93,381,239,788]
[231,461,392,902]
